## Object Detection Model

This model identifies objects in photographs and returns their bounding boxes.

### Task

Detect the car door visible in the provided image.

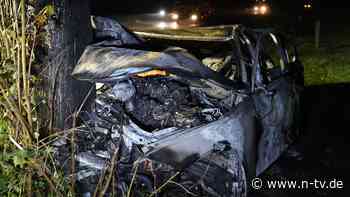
[249,31,303,175]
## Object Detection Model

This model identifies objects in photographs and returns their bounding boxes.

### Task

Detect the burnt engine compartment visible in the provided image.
[99,76,235,132]
[53,75,247,197]
[125,77,205,130]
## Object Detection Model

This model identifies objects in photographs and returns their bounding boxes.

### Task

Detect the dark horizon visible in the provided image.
[90,0,348,19]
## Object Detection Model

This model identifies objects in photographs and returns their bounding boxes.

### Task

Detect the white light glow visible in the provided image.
[170,21,178,29]
[304,4,312,9]
[159,10,166,16]
[191,14,198,21]
[171,13,179,20]
[157,22,167,29]
[260,5,267,14]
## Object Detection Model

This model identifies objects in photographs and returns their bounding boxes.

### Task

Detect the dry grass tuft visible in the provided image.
[0,1,69,196]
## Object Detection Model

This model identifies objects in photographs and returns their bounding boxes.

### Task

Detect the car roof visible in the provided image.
[133,25,240,42]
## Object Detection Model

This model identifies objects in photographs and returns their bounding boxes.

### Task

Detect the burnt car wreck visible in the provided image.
[54,17,303,197]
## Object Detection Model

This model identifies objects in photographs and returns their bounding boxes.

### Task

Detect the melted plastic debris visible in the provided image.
[125,77,227,131]
[76,152,107,170]
[106,81,136,102]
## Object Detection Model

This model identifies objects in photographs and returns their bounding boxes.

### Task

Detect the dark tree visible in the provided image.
[47,1,93,129]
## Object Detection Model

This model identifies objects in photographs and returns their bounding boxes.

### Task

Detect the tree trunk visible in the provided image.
[47,0,93,130]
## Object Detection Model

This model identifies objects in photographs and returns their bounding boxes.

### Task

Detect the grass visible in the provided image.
[298,27,350,86]
[302,47,350,86]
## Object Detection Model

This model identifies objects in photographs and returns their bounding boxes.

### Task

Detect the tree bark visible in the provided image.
[47,0,93,129]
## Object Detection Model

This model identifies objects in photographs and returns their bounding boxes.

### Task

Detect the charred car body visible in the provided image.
[54,17,303,197]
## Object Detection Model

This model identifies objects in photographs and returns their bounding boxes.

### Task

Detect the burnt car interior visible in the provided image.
[53,16,303,197]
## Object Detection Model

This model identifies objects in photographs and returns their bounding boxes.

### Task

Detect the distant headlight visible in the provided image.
[304,4,312,9]
[171,13,179,20]
[260,5,267,14]
[254,6,259,11]
[159,10,166,17]
[157,22,167,29]
[190,14,198,21]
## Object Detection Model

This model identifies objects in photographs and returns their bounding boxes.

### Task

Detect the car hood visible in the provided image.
[72,16,241,89]
[72,45,238,88]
